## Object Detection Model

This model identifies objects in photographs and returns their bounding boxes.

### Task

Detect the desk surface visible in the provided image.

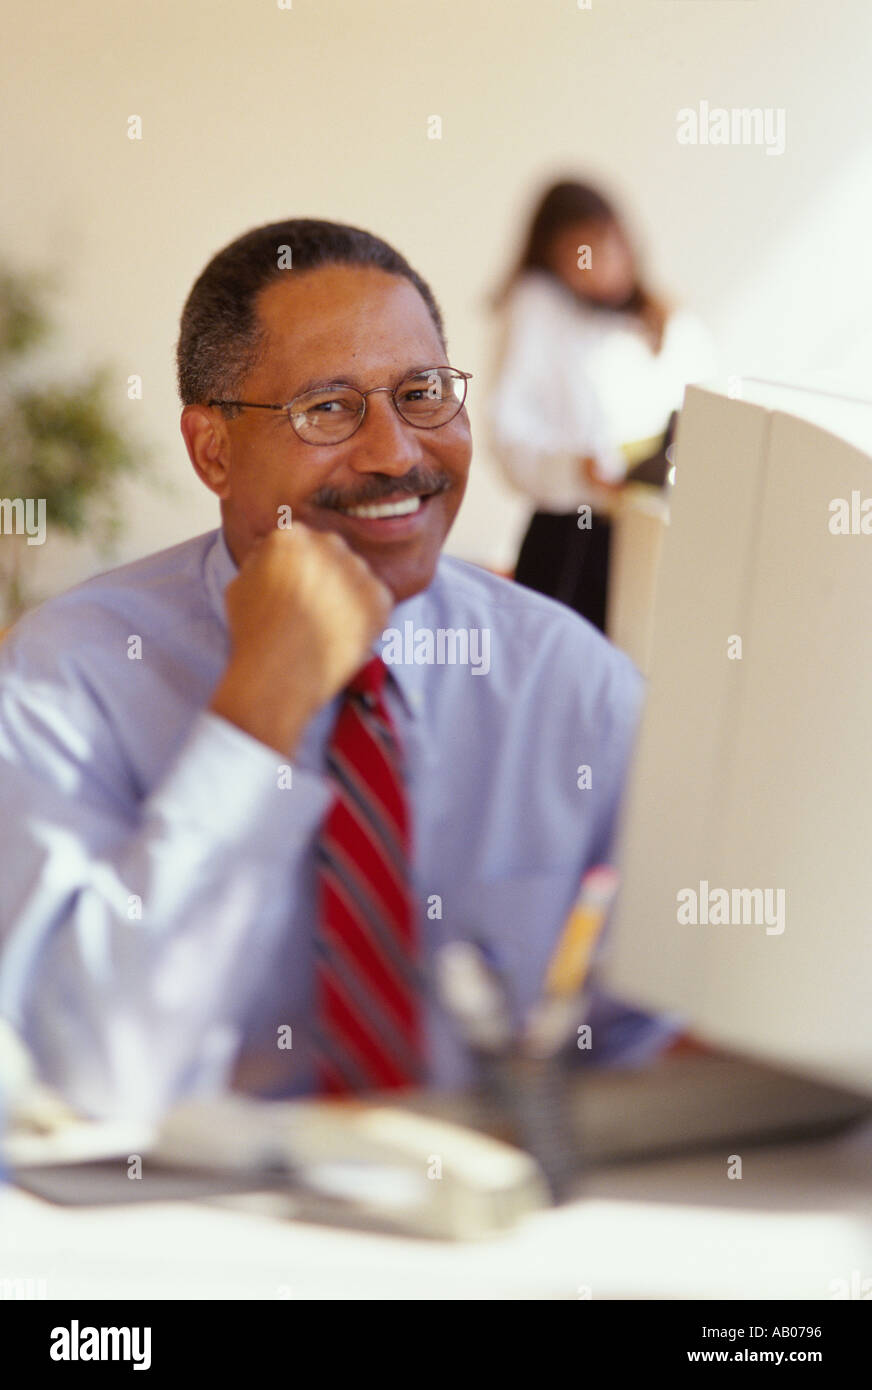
[3,1119,871,1300]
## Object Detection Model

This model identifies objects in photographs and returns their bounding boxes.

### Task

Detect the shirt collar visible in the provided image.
[203,527,433,720]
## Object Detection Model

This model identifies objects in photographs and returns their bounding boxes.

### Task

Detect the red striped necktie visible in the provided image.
[313,655,425,1094]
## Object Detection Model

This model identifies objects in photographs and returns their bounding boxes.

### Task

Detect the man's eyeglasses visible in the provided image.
[209,366,472,446]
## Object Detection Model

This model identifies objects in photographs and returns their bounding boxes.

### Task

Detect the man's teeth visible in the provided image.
[342,495,423,519]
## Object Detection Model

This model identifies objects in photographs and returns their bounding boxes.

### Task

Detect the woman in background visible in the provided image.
[490,180,716,633]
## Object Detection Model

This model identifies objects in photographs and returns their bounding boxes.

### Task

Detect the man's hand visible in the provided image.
[209,526,394,755]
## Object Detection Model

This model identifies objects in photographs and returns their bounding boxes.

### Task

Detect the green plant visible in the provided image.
[0,264,147,620]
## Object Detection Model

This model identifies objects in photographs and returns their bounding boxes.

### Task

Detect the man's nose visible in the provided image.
[346,390,426,475]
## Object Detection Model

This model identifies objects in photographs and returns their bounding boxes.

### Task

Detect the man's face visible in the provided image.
[206,264,472,602]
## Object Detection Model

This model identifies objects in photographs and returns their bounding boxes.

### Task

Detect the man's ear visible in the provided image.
[180,405,232,499]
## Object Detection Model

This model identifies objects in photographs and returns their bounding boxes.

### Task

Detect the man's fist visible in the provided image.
[210,525,394,755]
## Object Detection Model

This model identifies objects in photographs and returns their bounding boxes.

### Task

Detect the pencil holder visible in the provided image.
[476,1050,583,1203]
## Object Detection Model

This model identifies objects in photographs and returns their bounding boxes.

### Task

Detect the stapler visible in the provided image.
[153,1092,551,1240]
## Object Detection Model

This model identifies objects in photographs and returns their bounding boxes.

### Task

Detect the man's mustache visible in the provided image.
[311,468,452,511]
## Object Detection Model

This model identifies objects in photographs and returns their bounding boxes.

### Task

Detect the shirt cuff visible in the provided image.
[577,988,686,1068]
[146,710,332,858]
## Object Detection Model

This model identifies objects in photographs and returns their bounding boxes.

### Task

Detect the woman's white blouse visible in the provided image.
[489,271,718,512]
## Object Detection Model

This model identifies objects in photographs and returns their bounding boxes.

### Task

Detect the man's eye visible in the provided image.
[308,397,357,415]
[400,373,446,404]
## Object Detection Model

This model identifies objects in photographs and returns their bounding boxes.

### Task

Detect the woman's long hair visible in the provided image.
[494,180,670,353]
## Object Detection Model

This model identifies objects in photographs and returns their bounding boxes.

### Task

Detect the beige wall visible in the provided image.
[2,0,872,596]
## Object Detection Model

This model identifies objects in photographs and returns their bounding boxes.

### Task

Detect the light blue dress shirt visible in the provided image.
[0,528,678,1120]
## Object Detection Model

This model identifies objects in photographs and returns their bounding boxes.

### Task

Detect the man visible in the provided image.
[0,219,675,1122]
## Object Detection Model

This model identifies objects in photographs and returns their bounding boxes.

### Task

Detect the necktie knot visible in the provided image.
[347,655,387,705]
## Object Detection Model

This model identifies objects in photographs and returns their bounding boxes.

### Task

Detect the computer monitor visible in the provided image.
[604,379,872,1097]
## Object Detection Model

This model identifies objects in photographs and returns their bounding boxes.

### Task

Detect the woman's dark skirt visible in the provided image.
[514,509,612,633]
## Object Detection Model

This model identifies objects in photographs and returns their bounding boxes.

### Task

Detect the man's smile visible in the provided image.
[314,488,443,541]
[303,463,454,546]
[339,494,424,519]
